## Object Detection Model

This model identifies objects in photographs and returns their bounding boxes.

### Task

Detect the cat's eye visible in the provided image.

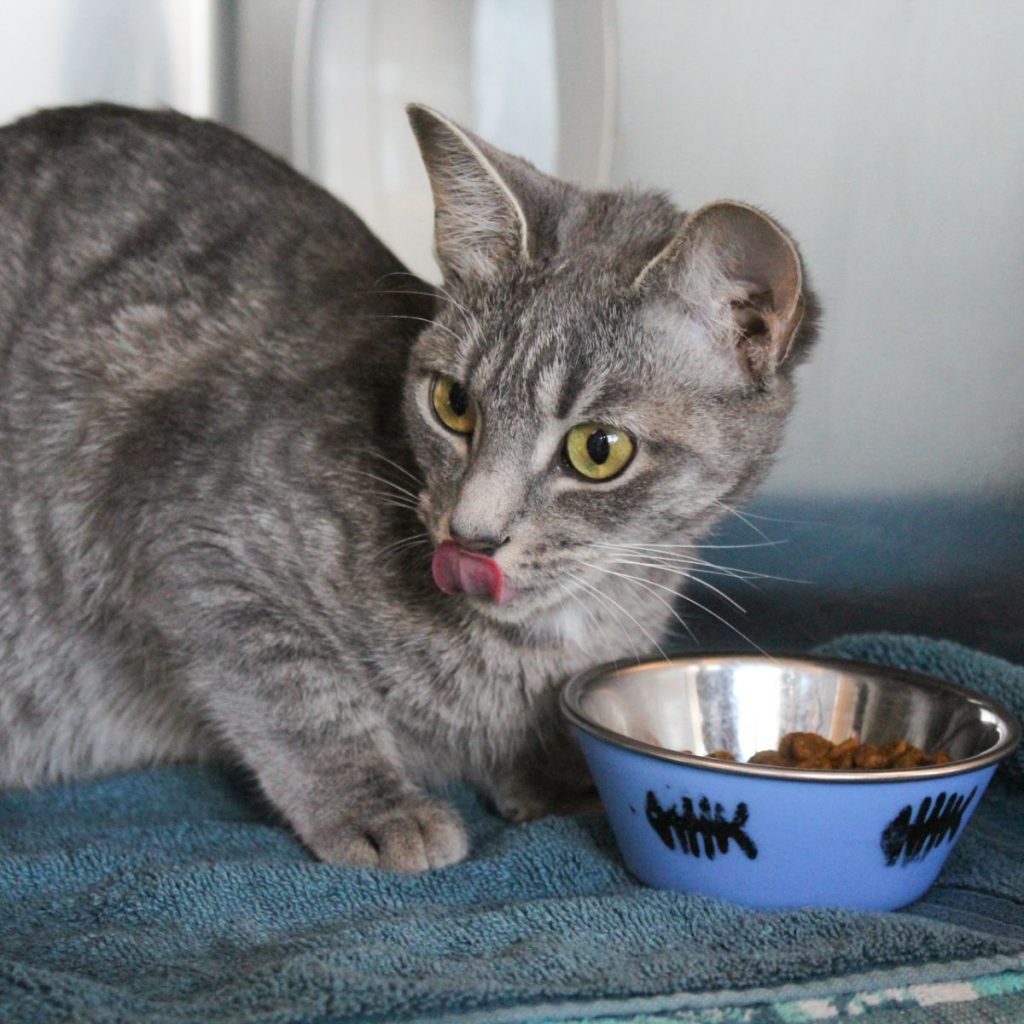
[564,423,635,481]
[431,375,476,435]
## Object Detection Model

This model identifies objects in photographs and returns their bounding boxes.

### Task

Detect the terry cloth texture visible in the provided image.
[1,633,1022,1024]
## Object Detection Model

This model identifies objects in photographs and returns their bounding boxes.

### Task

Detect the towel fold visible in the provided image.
[2,633,1022,1024]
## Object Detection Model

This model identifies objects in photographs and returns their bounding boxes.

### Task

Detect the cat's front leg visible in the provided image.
[253,728,470,871]
[184,643,468,871]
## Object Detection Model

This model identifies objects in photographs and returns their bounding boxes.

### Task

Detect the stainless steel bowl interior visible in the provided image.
[563,655,1021,780]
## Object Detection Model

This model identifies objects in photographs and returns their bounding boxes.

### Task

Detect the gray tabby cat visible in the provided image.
[0,103,814,870]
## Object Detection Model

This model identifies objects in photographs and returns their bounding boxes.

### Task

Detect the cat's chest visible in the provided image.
[376,613,609,774]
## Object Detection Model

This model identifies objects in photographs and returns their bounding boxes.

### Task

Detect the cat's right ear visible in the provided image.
[407,104,532,283]
[633,201,806,381]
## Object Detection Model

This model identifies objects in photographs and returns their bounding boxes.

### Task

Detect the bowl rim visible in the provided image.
[560,652,1022,784]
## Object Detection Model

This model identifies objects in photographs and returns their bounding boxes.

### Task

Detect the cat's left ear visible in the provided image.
[407,104,543,283]
[634,201,806,380]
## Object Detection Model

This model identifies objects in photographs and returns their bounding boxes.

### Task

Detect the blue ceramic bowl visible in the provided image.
[561,655,1020,911]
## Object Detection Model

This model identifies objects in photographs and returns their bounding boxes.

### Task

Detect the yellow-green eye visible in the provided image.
[564,423,635,481]
[431,375,476,434]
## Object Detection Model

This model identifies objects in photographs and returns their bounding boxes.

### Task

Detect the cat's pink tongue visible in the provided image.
[432,541,506,604]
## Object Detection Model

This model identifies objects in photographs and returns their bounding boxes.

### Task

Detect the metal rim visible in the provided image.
[560,653,1023,784]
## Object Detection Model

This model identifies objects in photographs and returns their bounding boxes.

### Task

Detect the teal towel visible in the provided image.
[2,634,1023,1024]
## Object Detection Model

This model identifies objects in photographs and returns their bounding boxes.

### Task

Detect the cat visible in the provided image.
[0,102,815,871]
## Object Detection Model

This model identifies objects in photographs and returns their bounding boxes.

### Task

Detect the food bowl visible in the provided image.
[561,655,1020,910]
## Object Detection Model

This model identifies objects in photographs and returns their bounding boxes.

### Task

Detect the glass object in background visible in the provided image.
[294,0,615,280]
[0,0,221,126]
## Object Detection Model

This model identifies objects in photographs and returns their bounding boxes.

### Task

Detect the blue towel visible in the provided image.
[2,634,1023,1024]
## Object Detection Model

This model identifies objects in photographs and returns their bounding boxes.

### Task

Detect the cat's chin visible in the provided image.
[463,590,530,621]
[462,587,586,641]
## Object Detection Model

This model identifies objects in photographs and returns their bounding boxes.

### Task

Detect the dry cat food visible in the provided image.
[703,731,951,770]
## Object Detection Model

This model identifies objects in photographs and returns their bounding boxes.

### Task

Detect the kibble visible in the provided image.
[704,731,950,770]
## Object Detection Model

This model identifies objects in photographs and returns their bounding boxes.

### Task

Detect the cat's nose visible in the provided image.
[448,527,509,557]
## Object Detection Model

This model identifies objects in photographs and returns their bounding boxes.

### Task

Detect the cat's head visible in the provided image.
[401,105,816,626]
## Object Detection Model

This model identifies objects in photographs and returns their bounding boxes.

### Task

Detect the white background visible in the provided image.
[2,0,1021,505]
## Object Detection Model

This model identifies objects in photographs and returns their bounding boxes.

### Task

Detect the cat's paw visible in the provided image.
[491,777,602,823]
[493,787,550,824]
[307,795,469,872]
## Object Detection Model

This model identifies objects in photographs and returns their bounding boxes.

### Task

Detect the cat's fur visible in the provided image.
[0,103,815,870]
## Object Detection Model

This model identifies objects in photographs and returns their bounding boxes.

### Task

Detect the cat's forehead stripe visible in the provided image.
[531,361,565,415]
[555,352,591,420]
[519,336,565,404]
[462,323,619,431]
[462,336,504,391]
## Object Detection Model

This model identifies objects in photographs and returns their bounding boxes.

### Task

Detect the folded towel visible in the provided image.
[2,634,1022,1024]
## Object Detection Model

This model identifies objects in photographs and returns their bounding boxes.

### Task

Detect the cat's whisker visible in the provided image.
[367,285,475,327]
[431,279,474,322]
[386,545,434,572]
[623,561,765,587]
[589,547,787,586]
[368,287,439,303]
[713,506,831,528]
[581,561,771,659]
[358,313,467,348]
[360,491,423,517]
[602,557,748,614]
[713,499,774,543]
[371,532,431,561]
[368,271,479,333]
[541,584,582,649]
[362,488,419,506]
[593,539,787,552]
[564,572,643,663]
[561,573,626,650]
[594,543,756,571]
[372,528,432,569]
[370,496,422,515]
[596,565,699,644]
[582,559,714,627]
[353,448,424,488]
[371,269,419,286]
[368,292,480,347]
[592,545,757,582]
[593,543,808,585]
[566,571,670,663]
[349,469,422,503]
[559,580,610,651]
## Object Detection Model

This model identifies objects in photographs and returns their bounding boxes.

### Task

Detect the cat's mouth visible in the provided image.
[430,542,569,625]
[431,541,514,604]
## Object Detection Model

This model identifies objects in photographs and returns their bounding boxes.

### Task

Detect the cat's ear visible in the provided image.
[634,201,805,380]
[407,104,532,282]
